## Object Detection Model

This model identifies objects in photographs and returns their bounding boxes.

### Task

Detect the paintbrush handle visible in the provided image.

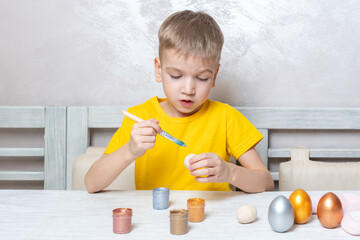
[121,111,144,123]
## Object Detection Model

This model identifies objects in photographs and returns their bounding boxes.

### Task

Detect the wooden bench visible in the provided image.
[2,106,359,190]
[67,107,360,190]
[0,107,66,189]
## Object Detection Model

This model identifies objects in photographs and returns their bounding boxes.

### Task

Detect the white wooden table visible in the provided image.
[0,190,358,239]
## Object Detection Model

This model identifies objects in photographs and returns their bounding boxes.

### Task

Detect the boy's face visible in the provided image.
[155,48,220,118]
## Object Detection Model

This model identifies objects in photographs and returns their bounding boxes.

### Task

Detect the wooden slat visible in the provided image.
[88,106,130,128]
[44,107,66,190]
[0,171,44,181]
[0,148,44,157]
[237,108,360,129]
[270,171,279,181]
[87,107,360,129]
[66,107,89,190]
[268,148,360,158]
[0,107,45,128]
[256,129,268,168]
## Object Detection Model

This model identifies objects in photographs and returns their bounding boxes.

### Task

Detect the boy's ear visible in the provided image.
[212,64,220,87]
[154,57,162,83]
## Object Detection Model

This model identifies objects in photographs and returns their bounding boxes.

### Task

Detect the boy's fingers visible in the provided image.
[195,176,216,183]
[136,119,162,134]
[189,159,216,171]
[149,118,162,133]
[143,142,155,149]
[191,167,213,176]
[141,135,156,143]
[136,127,157,136]
[190,153,215,164]
[149,118,159,124]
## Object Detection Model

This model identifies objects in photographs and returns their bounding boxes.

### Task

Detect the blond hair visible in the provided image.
[158,10,224,63]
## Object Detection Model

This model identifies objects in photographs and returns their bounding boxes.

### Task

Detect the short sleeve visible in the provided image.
[104,115,133,154]
[226,106,263,159]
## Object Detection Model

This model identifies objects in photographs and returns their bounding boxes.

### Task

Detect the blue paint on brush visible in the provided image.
[160,131,187,147]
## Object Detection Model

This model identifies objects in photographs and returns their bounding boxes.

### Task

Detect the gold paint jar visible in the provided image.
[169,209,188,235]
[187,198,205,222]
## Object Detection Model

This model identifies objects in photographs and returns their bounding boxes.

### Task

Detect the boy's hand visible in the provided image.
[188,153,232,183]
[128,118,162,159]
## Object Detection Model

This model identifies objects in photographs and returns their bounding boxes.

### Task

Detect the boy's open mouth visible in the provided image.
[180,99,193,106]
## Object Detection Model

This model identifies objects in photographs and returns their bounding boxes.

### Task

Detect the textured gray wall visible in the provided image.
[0,1,359,189]
[1,0,359,107]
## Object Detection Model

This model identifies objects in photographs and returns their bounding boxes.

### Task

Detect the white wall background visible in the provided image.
[0,0,359,189]
[1,0,359,107]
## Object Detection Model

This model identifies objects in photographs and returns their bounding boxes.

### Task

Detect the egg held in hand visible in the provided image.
[317,192,344,228]
[184,154,196,169]
[289,189,312,224]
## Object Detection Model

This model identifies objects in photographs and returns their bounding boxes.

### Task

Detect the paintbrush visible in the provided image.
[121,110,187,147]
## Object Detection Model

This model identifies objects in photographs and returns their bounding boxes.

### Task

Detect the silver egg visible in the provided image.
[268,195,294,233]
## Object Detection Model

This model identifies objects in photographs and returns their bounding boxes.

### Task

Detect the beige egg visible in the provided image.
[236,204,257,224]
[184,154,196,169]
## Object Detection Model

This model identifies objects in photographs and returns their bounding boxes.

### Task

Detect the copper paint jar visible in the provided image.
[169,209,189,235]
[112,208,132,234]
[187,198,205,222]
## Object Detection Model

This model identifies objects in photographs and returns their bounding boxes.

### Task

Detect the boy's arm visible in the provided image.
[85,118,162,193]
[84,142,135,193]
[229,148,274,192]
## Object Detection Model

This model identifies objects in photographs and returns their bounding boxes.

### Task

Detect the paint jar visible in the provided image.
[153,187,169,210]
[187,198,205,222]
[112,208,132,234]
[169,209,189,235]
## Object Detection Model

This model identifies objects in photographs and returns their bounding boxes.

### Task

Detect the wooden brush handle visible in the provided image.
[121,110,144,123]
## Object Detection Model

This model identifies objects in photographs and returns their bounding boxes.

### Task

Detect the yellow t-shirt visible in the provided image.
[104,96,263,191]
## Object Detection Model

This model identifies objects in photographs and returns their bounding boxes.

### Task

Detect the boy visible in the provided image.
[85,10,274,193]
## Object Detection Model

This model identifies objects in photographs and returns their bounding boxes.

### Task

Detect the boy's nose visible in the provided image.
[182,78,195,95]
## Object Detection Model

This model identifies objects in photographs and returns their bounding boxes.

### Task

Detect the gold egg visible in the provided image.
[289,188,312,224]
[317,192,344,228]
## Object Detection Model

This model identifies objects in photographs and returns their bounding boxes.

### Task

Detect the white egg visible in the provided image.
[236,204,257,224]
[184,154,196,169]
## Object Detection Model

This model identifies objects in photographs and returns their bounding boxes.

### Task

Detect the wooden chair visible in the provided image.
[0,107,66,189]
[68,107,360,190]
[67,107,130,190]
[279,147,360,190]
[237,107,360,185]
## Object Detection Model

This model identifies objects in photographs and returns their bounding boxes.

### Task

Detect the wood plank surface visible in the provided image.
[0,190,357,240]
[88,106,131,128]
[0,172,44,181]
[0,107,45,128]
[44,107,66,190]
[237,107,360,129]
[0,148,44,157]
[66,107,89,190]
[268,148,360,158]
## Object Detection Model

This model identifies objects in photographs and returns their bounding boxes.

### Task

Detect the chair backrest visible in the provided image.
[71,146,135,190]
[67,107,360,190]
[236,107,360,182]
[0,107,66,189]
[67,107,129,189]
[279,147,360,190]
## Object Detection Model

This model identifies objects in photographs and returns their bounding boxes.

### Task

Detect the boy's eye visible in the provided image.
[170,75,182,79]
[197,77,208,81]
